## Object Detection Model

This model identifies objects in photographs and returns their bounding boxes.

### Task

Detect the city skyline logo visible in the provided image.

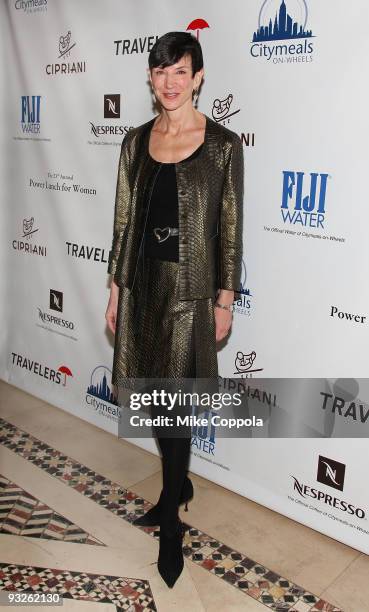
[317,455,346,492]
[21,96,41,134]
[50,289,63,312]
[104,94,121,118]
[46,31,86,76]
[234,259,252,317]
[251,0,314,63]
[86,366,121,424]
[281,170,329,229]
[234,350,264,376]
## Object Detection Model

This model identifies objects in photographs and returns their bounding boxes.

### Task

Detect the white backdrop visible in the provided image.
[2,0,369,553]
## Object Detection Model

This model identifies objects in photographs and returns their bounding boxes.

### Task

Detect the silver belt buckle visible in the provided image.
[153,226,179,243]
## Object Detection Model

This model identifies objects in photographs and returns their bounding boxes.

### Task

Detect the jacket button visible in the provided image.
[179,190,186,196]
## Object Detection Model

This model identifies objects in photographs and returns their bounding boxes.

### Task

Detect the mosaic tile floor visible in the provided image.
[0,417,343,611]
[0,475,103,544]
[0,562,157,611]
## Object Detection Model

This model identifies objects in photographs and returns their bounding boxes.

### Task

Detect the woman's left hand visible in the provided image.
[214,306,233,342]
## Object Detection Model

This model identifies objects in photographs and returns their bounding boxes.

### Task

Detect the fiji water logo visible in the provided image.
[281,171,329,228]
[86,365,121,423]
[234,259,252,316]
[190,405,216,455]
[21,96,41,134]
[251,0,314,63]
[234,350,264,377]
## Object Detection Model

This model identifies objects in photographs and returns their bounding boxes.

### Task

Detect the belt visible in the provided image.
[153,226,179,242]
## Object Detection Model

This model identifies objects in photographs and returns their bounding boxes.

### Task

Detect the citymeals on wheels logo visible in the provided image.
[85,366,121,424]
[281,170,329,229]
[250,0,314,63]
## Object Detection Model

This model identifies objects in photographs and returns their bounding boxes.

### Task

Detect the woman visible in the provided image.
[105,31,244,588]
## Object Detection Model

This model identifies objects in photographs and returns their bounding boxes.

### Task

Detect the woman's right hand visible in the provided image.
[105,279,119,335]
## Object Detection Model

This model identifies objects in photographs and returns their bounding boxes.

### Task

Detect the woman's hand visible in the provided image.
[105,279,119,335]
[214,289,234,342]
[214,306,233,342]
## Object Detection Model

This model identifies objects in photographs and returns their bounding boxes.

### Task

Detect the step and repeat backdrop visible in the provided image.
[2,0,369,553]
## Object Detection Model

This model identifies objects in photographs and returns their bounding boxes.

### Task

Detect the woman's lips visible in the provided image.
[163,93,179,98]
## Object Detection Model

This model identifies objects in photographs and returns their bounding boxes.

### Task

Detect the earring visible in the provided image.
[151,89,157,105]
[193,89,199,108]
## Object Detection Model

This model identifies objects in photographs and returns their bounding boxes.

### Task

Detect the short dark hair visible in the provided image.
[148,31,203,77]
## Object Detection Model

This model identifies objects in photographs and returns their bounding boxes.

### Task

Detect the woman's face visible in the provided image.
[149,53,203,110]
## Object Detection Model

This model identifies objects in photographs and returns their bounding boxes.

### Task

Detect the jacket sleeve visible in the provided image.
[107,131,132,276]
[218,133,244,291]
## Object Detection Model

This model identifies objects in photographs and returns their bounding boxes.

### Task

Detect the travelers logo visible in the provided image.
[234,350,263,376]
[46,31,86,76]
[317,455,346,492]
[10,352,72,387]
[281,171,329,228]
[21,96,41,134]
[251,0,314,63]
[234,259,252,317]
[104,94,121,118]
[86,366,121,424]
[186,18,210,41]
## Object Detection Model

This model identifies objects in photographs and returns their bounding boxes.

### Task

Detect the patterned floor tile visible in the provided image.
[0,417,344,611]
[0,475,103,545]
[0,562,157,611]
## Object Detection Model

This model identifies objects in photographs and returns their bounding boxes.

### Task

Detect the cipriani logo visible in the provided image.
[12,217,46,257]
[23,217,39,239]
[281,171,329,229]
[234,350,263,377]
[211,94,240,124]
[251,0,314,63]
[317,455,346,492]
[46,31,86,76]
[104,94,121,118]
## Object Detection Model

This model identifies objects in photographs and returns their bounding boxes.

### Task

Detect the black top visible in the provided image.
[143,142,204,262]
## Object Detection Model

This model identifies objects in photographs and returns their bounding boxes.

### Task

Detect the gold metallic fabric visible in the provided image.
[112,256,218,389]
[108,113,244,299]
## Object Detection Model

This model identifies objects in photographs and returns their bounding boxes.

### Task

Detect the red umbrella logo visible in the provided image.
[187,18,210,40]
[58,365,73,386]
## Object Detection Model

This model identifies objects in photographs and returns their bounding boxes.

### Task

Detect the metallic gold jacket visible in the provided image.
[107,113,244,300]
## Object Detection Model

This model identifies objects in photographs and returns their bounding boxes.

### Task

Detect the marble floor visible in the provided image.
[0,380,367,612]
